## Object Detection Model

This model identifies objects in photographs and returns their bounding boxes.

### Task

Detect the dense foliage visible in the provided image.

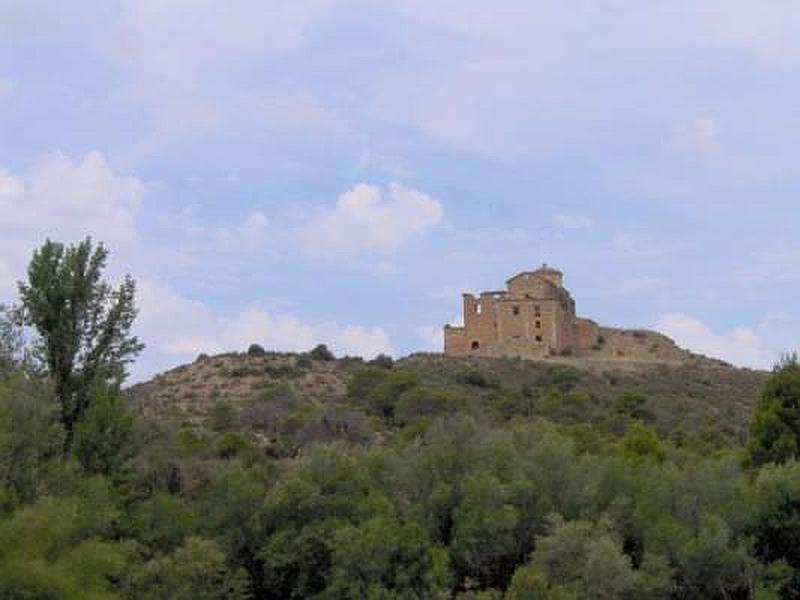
[2,241,800,598]
[748,355,800,466]
[1,350,799,598]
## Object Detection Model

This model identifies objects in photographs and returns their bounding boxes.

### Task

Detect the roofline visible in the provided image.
[506,271,562,285]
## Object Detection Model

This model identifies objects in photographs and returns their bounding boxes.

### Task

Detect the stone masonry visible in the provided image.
[444,264,600,359]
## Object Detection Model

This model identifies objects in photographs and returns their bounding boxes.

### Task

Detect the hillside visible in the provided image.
[129,343,766,453]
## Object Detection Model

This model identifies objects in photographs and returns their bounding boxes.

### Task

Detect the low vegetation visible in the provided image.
[2,239,800,599]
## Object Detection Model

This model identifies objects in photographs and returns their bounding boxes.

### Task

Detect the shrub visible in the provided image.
[618,422,666,463]
[748,359,800,466]
[348,366,390,402]
[296,408,371,446]
[213,432,252,459]
[126,537,250,600]
[614,392,651,420]
[309,344,336,362]
[461,369,492,388]
[394,386,462,426]
[296,355,313,370]
[369,354,394,369]
[209,402,238,432]
[366,371,422,420]
[551,367,581,392]
[247,344,266,357]
[73,386,134,477]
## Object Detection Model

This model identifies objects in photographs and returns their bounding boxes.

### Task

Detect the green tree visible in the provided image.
[0,484,128,600]
[618,422,666,464]
[507,517,672,600]
[0,371,64,510]
[748,357,800,466]
[748,461,800,597]
[324,517,452,599]
[126,536,250,600]
[451,472,523,589]
[394,386,462,426]
[17,238,144,438]
[72,384,135,476]
[0,304,28,372]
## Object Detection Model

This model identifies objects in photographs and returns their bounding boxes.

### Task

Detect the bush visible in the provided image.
[614,392,651,420]
[348,366,390,402]
[296,355,313,370]
[551,367,581,392]
[309,344,335,362]
[461,369,493,388]
[394,386,463,426]
[366,371,422,420]
[369,354,394,369]
[126,537,250,599]
[247,344,266,357]
[0,376,64,510]
[72,386,134,477]
[213,432,252,459]
[618,422,666,463]
[748,359,800,466]
[209,402,238,432]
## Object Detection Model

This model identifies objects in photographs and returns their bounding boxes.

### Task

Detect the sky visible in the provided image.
[1,1,799,380]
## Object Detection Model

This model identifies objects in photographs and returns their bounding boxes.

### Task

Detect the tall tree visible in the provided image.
[17,238,143,438]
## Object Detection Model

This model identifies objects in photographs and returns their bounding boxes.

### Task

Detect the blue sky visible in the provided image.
[1,1,799,379]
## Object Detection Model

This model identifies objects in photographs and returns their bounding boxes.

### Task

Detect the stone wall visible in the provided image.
[443,265,678,364]
[444,265,579,359]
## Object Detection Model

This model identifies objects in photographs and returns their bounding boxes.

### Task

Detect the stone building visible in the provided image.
[443,264,600,359]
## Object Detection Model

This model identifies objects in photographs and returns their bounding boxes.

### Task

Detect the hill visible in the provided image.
[129,343,766,454]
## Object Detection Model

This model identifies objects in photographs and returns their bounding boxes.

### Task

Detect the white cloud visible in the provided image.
[237,92,359,141]
[103,0,345,158]
[0,151,394,381]
[671,116,721,160]
[0,79,14,98]
[655,312,774,368]
[298,182,443,258]
[214,211,269,252]
[702,1,800,64]
[108,0,326,83]
[135,281,392,379]
[553,214,594,230]
[0,152,143,242]
[0,152,145,298]
[362,2,800,161]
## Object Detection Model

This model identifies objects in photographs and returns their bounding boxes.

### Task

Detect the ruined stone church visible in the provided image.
[444,264,601,359]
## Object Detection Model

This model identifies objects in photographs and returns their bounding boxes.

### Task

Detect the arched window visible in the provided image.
[471,340,480,350]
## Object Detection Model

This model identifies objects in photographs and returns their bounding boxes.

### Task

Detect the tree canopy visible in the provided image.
[17,238,143,436]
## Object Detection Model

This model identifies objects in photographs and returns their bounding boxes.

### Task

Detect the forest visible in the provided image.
[1,238,800,599]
